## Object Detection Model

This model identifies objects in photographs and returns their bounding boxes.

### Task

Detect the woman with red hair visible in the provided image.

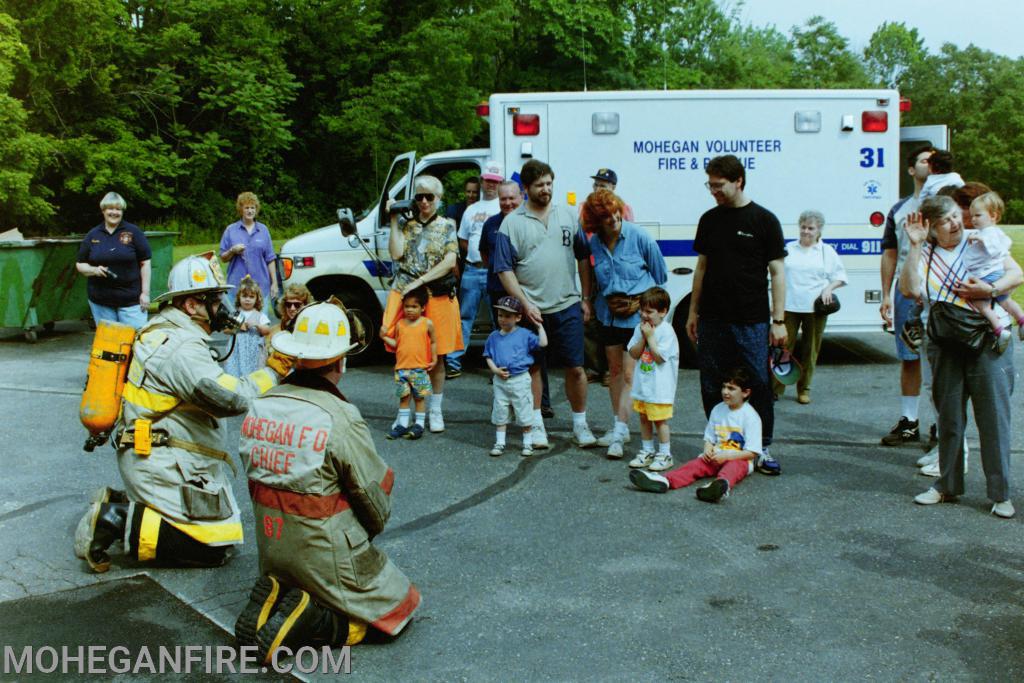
[577,189,668,460]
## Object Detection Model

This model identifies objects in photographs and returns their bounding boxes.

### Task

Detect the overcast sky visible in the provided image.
[719,0,1023,59]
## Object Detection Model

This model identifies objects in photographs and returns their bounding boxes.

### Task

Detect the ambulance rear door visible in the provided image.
[898,125,950,197]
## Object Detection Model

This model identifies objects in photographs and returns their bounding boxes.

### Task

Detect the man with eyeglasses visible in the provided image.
[446,161,504,379]
[685,154,787,475]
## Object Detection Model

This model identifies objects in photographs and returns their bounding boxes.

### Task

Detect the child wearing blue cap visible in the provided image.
[484,296,547,457]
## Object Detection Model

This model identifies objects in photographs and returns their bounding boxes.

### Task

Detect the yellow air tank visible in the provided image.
[80,320,136,451]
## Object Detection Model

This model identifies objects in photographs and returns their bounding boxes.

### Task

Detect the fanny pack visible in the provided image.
[605,293,641,318]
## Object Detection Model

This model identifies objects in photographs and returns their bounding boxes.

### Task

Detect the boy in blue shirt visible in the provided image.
[484,296,547,457]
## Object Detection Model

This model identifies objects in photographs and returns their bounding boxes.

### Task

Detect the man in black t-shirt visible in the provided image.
[685,155,787,475]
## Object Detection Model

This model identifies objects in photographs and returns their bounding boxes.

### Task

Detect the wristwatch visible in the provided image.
[772,319,785,325]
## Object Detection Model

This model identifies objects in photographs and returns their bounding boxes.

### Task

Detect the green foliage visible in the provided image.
[1,1,1022,232]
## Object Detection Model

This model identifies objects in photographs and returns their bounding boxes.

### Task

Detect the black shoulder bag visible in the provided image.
[924,246,990,353]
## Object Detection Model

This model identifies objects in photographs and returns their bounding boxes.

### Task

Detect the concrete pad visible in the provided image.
[1,322,1022,680]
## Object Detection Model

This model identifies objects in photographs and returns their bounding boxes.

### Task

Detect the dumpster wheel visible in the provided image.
[24,328,37,343]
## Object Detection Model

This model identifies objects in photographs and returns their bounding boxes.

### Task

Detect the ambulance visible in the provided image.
[279,89,948,363]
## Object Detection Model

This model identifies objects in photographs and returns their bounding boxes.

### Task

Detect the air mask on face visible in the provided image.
[196,292,246,333]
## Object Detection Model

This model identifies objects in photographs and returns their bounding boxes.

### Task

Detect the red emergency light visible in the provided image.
[862,111,888,132]
[475,102,490,117]
[899,98,911,112]
[870,211,885,227]
[513,114,540,136]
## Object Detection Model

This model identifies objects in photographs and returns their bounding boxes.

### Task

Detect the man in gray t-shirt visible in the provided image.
[493,160,596,448]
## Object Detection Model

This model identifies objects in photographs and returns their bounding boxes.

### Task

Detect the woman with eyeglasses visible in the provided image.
[382,175,463,432]
[772,210,847,405]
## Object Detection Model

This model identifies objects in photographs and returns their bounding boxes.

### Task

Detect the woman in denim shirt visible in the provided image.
[577,189,668,459]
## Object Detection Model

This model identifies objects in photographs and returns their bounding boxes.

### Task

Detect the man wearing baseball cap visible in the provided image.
[590,168,634,221]
[447,160,505,378]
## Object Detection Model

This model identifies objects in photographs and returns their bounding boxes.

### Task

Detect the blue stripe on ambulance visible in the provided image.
[654,238,882,258]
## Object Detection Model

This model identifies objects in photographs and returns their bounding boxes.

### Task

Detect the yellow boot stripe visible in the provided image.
[165,520,244,545]
[122,383,180,412]
[216,373,240,391]
[138,507,162,561]
[345,618,368,646]
[249,368,276,394]
[264,591,311,665]
[258,578,281,631]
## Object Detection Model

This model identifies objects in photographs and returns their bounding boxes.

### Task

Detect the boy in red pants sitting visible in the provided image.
[630,367,761,502]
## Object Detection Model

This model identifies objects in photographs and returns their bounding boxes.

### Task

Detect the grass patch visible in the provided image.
[1006,226,1024,310]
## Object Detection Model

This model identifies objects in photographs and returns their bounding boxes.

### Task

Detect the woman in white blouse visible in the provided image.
[774,210,848,404]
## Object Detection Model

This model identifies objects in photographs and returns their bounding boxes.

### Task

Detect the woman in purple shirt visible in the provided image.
[219,192,278,312]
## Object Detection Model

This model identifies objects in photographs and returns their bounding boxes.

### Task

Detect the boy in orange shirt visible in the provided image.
[381,287,437,439]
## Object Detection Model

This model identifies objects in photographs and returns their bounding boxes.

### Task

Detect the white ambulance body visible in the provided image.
[279,89,947,361]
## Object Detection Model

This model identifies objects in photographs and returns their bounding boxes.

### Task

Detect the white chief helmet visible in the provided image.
[271,301,357,368]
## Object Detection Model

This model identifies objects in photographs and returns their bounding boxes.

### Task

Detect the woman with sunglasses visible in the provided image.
[272,282,313,334]
[382,175,463,432]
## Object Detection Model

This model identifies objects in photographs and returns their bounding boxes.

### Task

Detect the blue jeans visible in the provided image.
[696,319,774,447]
[447,265,490,371]
[89,300,148,329]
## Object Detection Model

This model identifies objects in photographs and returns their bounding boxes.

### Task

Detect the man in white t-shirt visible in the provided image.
[446,160,504,378]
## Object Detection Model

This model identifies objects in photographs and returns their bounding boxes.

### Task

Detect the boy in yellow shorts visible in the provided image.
[625,287,679,471]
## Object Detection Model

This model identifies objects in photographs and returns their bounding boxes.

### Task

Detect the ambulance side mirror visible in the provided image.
[337,208,357,237]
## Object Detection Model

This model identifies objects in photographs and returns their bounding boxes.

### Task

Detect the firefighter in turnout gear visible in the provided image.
[75,255,294,573]
[234,301,420,662]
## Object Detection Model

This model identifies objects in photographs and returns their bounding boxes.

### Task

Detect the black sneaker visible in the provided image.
[445,367,462,379]
[880,417,919,446]
[696,478,729,502]
[900,319,924,353]
[541,405,555,420]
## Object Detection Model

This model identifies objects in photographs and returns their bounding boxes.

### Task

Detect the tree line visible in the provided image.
[2,0,1023,239]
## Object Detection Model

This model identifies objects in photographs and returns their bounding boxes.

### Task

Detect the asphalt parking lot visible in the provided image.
[1,322,1022,681]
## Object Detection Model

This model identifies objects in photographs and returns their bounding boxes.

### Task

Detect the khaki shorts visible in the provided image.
[491,372,534,427]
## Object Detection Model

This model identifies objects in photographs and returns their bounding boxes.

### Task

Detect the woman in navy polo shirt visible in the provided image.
[75,192,152,329]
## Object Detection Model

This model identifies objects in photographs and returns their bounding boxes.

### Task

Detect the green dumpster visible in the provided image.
[0,231,177,341]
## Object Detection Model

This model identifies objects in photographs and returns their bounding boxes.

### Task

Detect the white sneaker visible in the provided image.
[917,447,938,467]
[597,429,630,447]
[606,438,624,459]
[572,424,597,448]
[532,423,550,450]
[429,410,444,433]
[919,458,968,477]
[914,487,954,505]
[628,451,654,469]
[489,443,505,457]
[992,500,1016,519]
[647,454,674,472]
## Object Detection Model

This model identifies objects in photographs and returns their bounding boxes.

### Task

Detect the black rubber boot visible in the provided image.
[255,589,348,663]
[74,502,129,573]
[235,575,284,648]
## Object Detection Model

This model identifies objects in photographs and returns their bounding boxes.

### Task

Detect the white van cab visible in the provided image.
[279,89,947,363]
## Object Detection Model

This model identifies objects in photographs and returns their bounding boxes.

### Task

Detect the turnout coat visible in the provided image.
[118,306,279,551]
[241,372,420,635]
